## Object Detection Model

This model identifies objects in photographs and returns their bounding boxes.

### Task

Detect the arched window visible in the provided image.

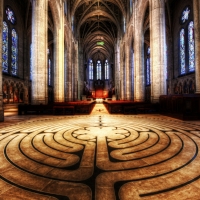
[30,44,32,80]
[130,0,133,15]
[105,60,109,80]
[64,1,67,16]
[188,21,195,72]
[47,49,51,86]
[48,59,51,85]
[123,17,126,33]
[180,29,186,74]
[72,16,74,32]
[11,29,18,75]
[179,7,195,75]
[89,60,93,80]
[97,60,101,80]
[146,47,151,85]
[2,21,8,73]
[2,7,18,75]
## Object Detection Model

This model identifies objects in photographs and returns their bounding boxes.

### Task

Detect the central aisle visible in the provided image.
[90,103,109,115]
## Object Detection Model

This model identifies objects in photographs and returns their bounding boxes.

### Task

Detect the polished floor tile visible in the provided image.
[0,104,200,199]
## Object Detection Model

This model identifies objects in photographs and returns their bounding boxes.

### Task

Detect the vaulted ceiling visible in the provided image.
[71,0,127,62]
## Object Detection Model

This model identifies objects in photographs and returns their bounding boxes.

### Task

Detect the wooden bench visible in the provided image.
[53,105,74,115]
[123,106,137,114]
[18,104,52,115]
[160,94,200,120]
[18,101,95,115]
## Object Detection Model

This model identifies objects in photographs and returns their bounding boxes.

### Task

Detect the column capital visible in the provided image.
[150,0,165,10]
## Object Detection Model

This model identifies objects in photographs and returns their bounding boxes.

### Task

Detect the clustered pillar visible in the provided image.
[66,37,72,101]
[193,0,200,94]
[114,42,120,99]
[54,2,65,102]
[120,48,125,100]
[125,42,131,100]
[134,12,145,102]
[31,0,48,105]
[73,42,78,101]
[150,0,167,103]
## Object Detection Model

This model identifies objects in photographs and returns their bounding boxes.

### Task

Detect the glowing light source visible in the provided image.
[97,41,104,46]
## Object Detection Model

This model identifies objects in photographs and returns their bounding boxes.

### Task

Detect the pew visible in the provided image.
[160,94,200,120]
[18,101,95,115]
[53,105,74,115]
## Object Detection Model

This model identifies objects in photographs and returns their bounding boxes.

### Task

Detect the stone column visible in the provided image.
[71,43,74,101]
[64,43,67,101]
[120,44,125,100]
[73,42,78,100]
[0,0,4,121]
[78,41,84,100]
[125,40,131,100]
[54,2,64,102]
[130,46,134,100]
[193,0,200,93]
[134,15,145,102]
[71,42,75,101]
[150,0,167,103]
[31,0,48,104]
[114,42,120,99]
[66,37,72,101]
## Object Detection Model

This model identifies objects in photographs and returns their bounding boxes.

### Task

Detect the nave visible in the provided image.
[0,105,200,199]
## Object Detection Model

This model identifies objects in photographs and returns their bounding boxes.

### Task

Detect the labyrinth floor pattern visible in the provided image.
[0,114,200,199]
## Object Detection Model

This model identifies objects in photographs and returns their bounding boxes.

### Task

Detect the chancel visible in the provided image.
[0,0,200,199]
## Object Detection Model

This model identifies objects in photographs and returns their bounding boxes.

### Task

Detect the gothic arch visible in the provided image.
[48,0,60,29]
[137,0,149,33]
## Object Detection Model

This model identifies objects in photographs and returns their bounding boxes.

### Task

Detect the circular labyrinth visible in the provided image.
[0,115,200,199]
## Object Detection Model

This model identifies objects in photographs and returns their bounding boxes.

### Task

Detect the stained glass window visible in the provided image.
[188,21,195,72]
[11,29,18,75]
[72,16,74,32]
[6,7,16,24]
[64,1,67,16]
[181,7,190,23]
[2,21,8,73]
[165,45,168,79]
[97,60,101,80]
[180,29,186,74]
[130,0,133,15]
[89,60,93,80]
[147,47,150,55]
[105,60,109,80]
[123,17,126,33]
[146,59,150,85]
[30,44,32,80]
[48,59,51,85]
[146,47,150,85]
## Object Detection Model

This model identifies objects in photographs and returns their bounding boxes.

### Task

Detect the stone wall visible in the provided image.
[117,0,198,103]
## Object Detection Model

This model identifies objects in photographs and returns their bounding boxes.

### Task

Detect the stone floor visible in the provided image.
[1,103,200,199]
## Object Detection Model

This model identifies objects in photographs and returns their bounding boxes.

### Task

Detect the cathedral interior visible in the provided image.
[0,0,200,199]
